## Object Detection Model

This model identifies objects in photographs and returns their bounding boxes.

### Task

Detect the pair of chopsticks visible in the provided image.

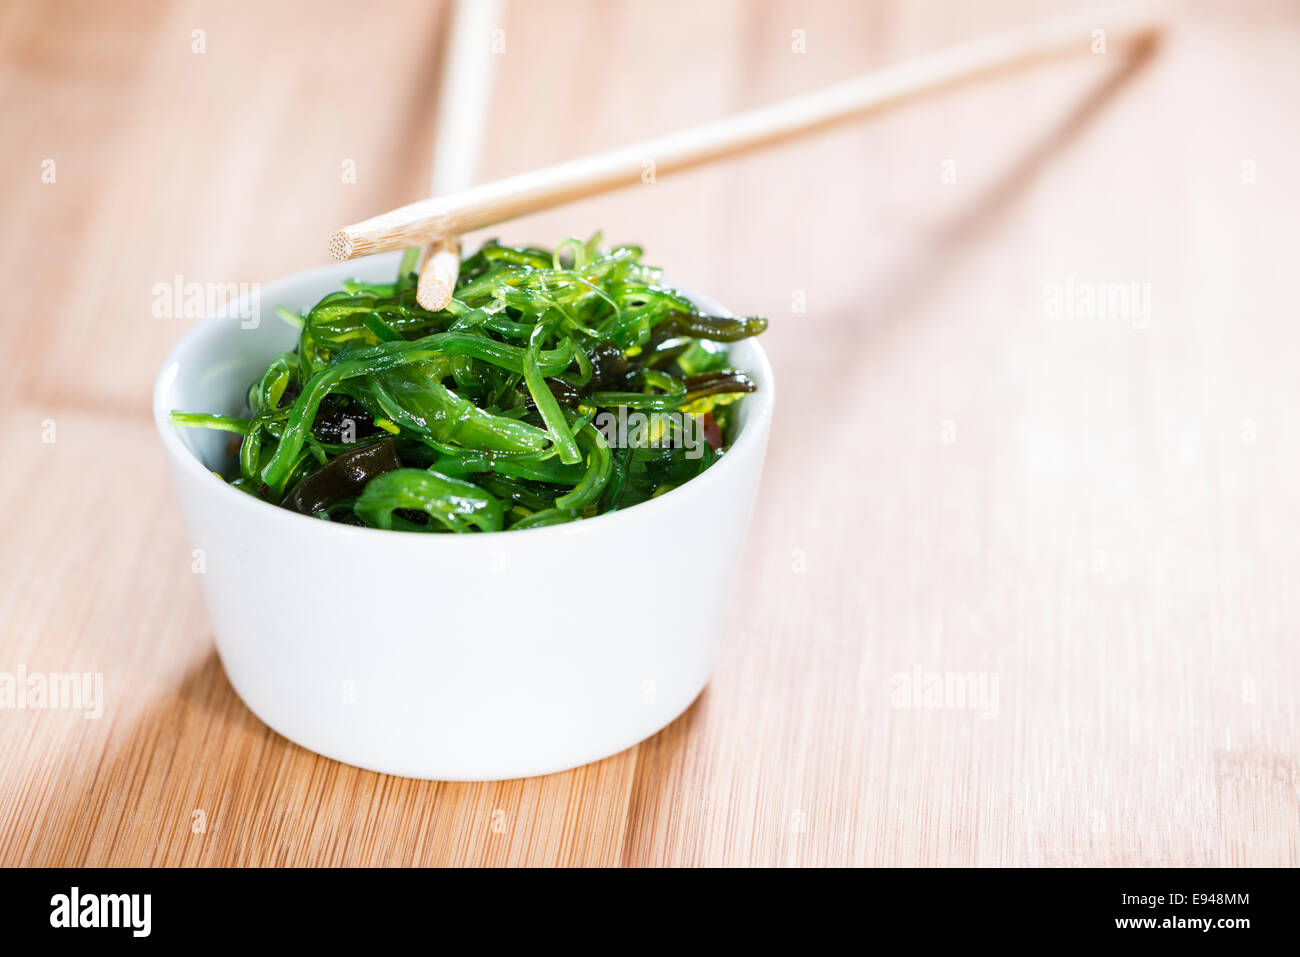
[333,3,1167,297]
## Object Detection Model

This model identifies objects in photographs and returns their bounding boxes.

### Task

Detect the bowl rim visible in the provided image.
[152,255,775,544]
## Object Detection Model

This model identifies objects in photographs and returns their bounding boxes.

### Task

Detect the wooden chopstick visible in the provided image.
[414,0,503,309]
[330,4,1165,262]
[417,236,462,311]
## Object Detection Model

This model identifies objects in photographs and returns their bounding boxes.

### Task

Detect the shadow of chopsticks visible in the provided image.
[874,34,1164,329]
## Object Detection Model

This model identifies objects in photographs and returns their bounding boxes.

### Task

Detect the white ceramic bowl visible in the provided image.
[153,253,773,780]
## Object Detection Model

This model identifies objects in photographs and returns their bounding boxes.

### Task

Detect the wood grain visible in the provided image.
[1,0,1297,867]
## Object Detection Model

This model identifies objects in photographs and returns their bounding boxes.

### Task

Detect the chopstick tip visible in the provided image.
[328,230,353,261]
[417,272,453,311]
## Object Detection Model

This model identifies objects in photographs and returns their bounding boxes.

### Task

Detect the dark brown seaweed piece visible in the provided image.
[281,438,402,515]
[311,395,378,443]
[682,370,757,404]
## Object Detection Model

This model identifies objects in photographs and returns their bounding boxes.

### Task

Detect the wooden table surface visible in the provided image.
[2,0,1297,867]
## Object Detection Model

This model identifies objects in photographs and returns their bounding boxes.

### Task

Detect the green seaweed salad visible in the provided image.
[171,235,767,532]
